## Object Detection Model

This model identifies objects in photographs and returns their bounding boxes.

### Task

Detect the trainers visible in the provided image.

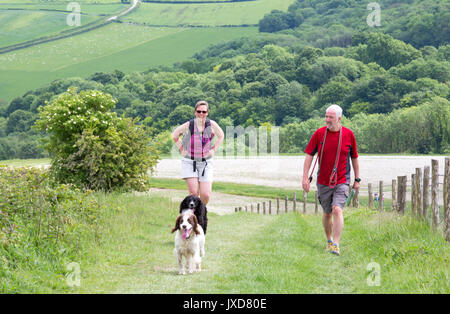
[330,243,340,256]
[326,240,334,251]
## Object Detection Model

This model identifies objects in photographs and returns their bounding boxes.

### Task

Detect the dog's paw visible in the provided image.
[178,270,186,275]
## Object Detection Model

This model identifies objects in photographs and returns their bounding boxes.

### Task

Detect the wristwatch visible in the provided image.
[355,178,361,182]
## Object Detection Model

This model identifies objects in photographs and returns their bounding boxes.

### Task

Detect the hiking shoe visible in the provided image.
[330,243,340,256]
[326,240,334,251]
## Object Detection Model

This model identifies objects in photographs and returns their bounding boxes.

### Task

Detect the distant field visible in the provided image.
[0,0,121,3]
[0,0,284,102]
[0,26,257,102]
[0,3,126,14]
[123,0,295,26]
[0,10,100,47]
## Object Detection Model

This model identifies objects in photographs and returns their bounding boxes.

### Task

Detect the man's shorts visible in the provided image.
[317,183,349,214]
[181,157,213,182]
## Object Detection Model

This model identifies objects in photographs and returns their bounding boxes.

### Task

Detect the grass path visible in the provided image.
[72,192,449,294]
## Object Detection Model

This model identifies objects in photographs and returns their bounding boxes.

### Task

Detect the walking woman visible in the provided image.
[172,101,224,206]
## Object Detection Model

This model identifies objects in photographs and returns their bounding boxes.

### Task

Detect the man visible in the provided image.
[302,104,360,256]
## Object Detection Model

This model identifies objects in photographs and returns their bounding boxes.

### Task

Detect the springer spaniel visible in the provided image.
[172,211,205,275]
[179,195,208,235]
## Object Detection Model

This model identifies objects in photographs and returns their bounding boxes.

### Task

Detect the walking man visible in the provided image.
[302,105,360,256]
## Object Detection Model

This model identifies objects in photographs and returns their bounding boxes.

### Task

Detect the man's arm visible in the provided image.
[302,154,314,192]
[351,157,360,190]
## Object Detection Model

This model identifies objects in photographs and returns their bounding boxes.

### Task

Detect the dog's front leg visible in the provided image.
[187,254,195,274]
[177,253,185,275]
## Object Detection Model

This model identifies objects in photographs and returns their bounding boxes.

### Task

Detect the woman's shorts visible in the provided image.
[317,183,349,213]
[181,158,213,182]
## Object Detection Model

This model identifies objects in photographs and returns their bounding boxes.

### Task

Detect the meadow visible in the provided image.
[123,0,295,26]
[3,185,449,293]
[0,0,289,103]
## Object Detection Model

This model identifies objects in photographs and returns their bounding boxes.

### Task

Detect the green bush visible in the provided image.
[0,166,104,292]
[34,87,159,191]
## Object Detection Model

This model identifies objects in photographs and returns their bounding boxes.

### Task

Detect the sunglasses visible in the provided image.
[196,110,208,114]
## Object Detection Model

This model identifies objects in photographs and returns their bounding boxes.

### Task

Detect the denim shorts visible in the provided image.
[317,183,349,213]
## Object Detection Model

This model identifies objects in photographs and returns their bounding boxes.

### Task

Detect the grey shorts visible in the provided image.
[181,158,213,182]
[317,183,349,214]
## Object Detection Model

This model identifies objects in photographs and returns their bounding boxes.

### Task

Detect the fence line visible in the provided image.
[235,157,450,242]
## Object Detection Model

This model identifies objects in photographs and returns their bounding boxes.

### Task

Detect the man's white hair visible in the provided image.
[326,104,343,118]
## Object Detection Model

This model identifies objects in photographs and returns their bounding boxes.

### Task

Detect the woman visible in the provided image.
[172,100,224,205]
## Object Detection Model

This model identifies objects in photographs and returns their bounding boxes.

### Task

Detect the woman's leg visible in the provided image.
[185,178,199,196]
[199,181,212,205]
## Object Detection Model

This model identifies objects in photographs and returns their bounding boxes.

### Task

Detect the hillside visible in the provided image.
[0,0,449,160]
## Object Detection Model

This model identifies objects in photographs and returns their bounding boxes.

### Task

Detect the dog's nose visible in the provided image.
[181,225,187,229]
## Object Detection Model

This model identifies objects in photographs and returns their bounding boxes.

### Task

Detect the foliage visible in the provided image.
[34,88,159,191]
[0,166,104,292]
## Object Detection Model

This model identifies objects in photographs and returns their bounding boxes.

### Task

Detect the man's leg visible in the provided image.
[332,205,344,244]
[322,212,333,241]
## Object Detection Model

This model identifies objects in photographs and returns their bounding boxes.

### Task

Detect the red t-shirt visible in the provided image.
[305,126,358,186]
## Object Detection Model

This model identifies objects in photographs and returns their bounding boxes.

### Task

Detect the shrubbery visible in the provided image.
[0,166,103,292]
[34,88,159,191]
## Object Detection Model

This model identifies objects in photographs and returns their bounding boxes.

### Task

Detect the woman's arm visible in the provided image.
[172,122,189,153]
[209,120,224,156]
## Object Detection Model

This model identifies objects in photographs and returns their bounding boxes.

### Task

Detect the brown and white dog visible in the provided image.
[172,211,205,275]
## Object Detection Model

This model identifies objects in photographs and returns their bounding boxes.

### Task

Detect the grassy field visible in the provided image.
[0,0,285,103]
[123,0,295,26]
[0,164,448,294]
[0,26,257,102]
[11,191,448,293]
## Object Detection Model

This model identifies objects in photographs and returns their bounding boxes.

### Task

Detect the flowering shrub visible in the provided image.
[34,87,159,191]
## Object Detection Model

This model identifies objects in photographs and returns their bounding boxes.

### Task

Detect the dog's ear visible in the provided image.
[171,215,182,233]
[189,214,201,235]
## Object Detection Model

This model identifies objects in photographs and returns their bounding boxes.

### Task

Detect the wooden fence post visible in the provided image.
[303,191,307,214]
[293,193,297,212]
[411,173,416,217]
[423,166,430,224]
[445,157,450,242]
[397,176,407,215]
[379,181,384,212]
[257,203,260,214]
[285,196,288,213]
[263,202,266,215]
[315,191,318,214]
[269,200,272,215]
[368,183,373,209]
[416,168,423,220]
[431,160,439,231]
[352,188,359,208]
[392,179,397,212]
[277,196,280,215]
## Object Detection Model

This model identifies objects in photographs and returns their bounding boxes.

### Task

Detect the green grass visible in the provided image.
[2,187,448,293]
[123,0,296,26]
[69,193,450,293]
[0,10,100,47]
[0,26,257,102]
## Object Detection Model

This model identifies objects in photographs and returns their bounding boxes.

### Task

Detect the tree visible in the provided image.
[34,87,159,191]
[6,110,35,134]
[357,33,421,69]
